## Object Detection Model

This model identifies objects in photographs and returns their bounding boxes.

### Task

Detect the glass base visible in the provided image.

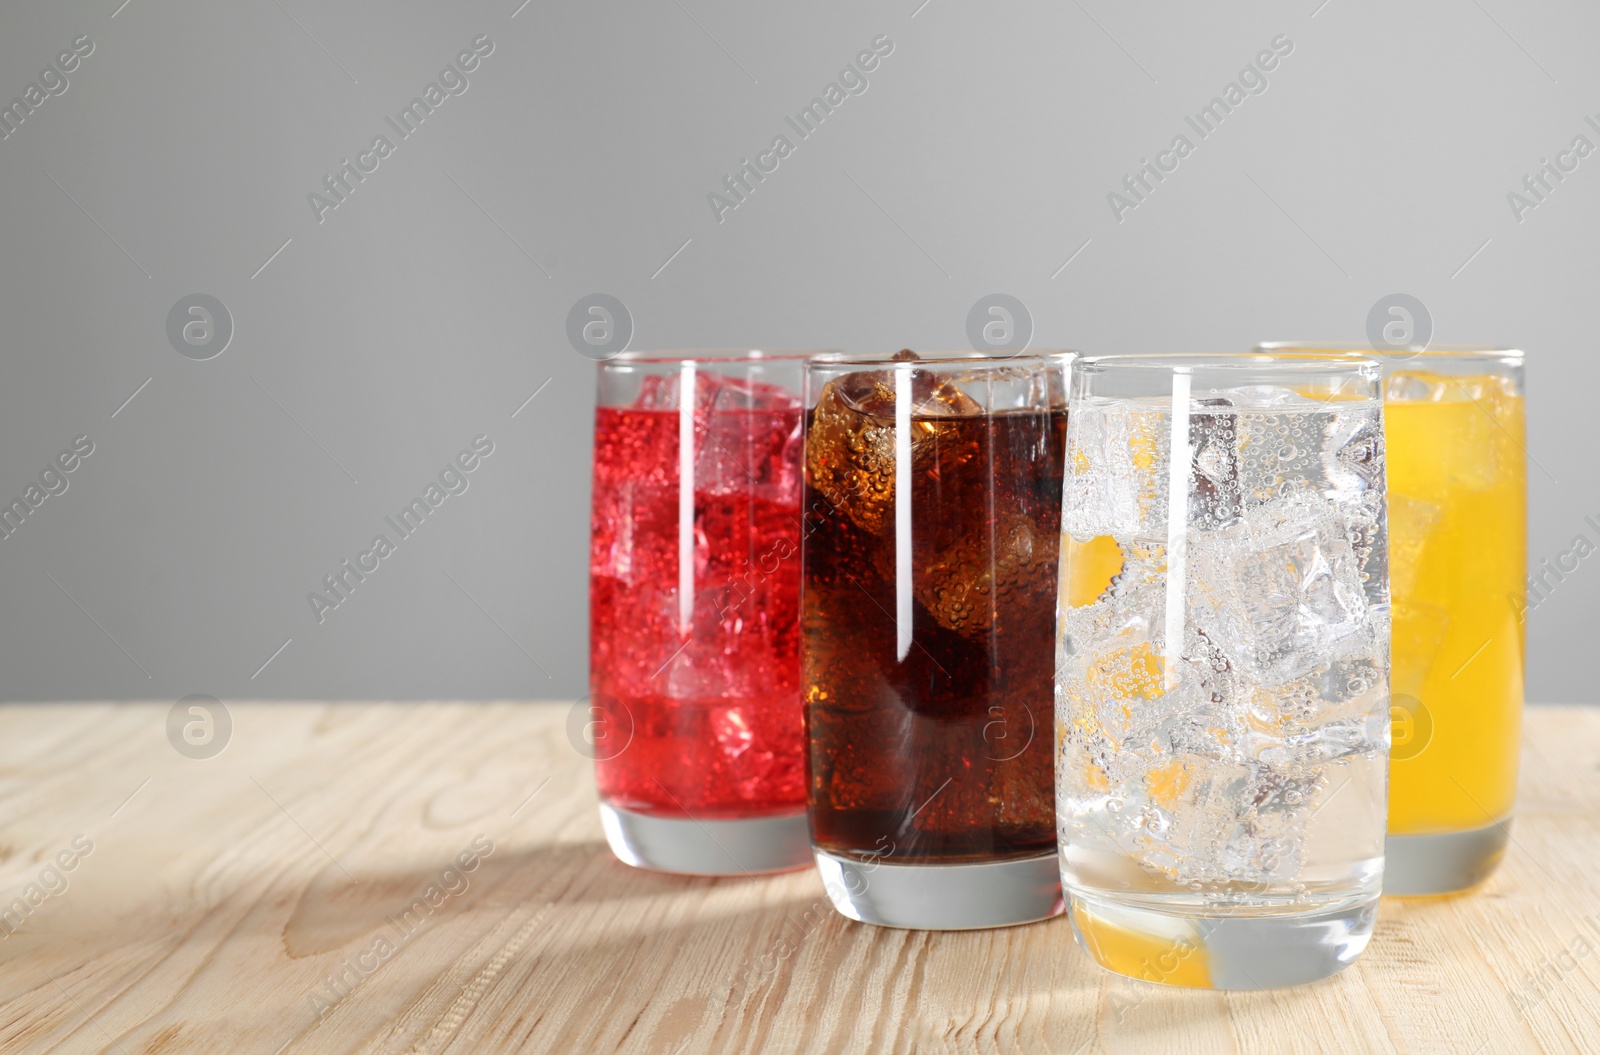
[1068,892,1379,990]
[813,849,1063,930]
[599,803,811,876]
[1384,820,1510,896]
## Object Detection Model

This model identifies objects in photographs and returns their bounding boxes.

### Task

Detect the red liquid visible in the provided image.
[589,379,805,819]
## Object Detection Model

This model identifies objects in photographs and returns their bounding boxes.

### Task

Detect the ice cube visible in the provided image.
[709,374,802,412]
[635,369,718,411]
[1231,391,1330,509]
[1057,548,1246,753]
[1189,399,1243,529]
[806,367,980,535]
[1066,394,1301,540]
[636,370,805,499]
[1107,539,1166,597]
[658,590,741,700]
[910,508,1051,639]
[1058,574,1166,682]
[1225,385,1326,410]
[1323,405,1385,493]
[692,378,803,499]
[1189,492,1374,687]
[1385,370,1449,404]
[636,368,798,415]
[1056,572,1193,773]
[1279,658,1391,764]
[1063,397,1170,540]
[1123,754,1314,886]
[1238,684,1293,764]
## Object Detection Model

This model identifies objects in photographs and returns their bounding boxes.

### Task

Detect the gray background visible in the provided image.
[0,0,1593,703]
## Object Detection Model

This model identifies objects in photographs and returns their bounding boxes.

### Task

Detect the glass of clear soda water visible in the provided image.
[1055,353,1389,989]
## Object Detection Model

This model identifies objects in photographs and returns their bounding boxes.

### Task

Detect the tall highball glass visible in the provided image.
[589,351,821,875]
[803,350,1074,929]
[1260,343,1526,895]
[1057,353,1389,988]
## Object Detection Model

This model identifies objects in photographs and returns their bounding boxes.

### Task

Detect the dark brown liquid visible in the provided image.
[802,396,1066,863]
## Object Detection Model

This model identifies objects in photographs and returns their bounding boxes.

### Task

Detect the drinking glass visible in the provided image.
[1259,343,1526,895]
[802,350,1074,929]
[1057,353,1389,988]
[589,351,821,874]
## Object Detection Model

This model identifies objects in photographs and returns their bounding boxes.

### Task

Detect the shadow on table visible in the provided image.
[273,839,1109,1051]
[466,844,1107,1053]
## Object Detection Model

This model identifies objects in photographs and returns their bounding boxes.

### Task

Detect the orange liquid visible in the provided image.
[1385,372,1525,835]
[1071,900,1212,988]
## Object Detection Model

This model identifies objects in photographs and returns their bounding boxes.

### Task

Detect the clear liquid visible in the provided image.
[1056,392,1388,966]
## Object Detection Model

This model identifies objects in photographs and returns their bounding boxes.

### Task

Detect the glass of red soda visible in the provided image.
[802,350,1074,927]
[589,352,818,874]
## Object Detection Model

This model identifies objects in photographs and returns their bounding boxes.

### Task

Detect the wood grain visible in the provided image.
[0,702,1595,1054]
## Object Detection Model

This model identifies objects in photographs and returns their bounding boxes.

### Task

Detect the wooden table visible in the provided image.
[0,702,1595,1054]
